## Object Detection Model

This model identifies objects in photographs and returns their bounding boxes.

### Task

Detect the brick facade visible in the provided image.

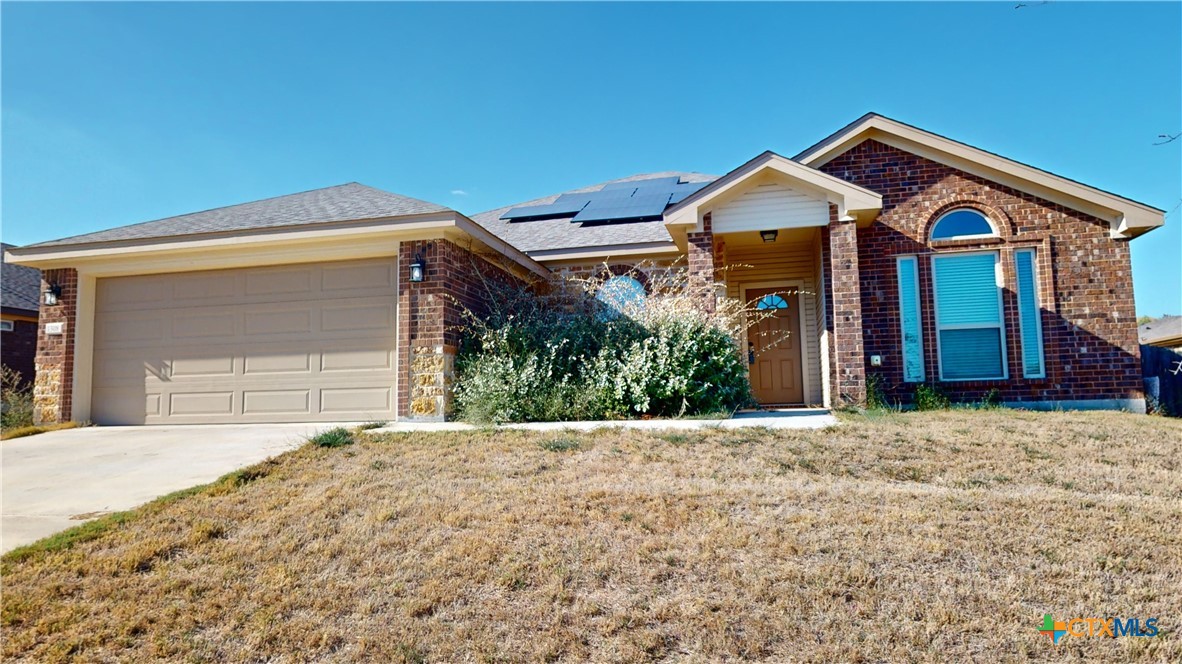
[33,268,78,424]
[397,239,522,420]
[21,138,1147,422]
[821,139,1142,405]
[1,316,38,388]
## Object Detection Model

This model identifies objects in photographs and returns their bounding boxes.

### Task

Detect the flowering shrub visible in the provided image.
[453,261,775,423]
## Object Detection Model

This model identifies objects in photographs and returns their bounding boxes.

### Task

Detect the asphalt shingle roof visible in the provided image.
[1139,315,1182,345]
[470,172,718,254]
[1,243,42,313]
[25,183,451,249]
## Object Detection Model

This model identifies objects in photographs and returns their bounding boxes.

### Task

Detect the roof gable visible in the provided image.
[795,113,1165,238]
[664,151,882,230]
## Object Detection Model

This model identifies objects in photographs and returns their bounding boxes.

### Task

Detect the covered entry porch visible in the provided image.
[663,151,883,408]
[720,228,826,406]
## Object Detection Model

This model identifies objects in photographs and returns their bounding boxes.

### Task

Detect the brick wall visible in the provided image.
[1,315,38,387]
[398,239,523,420]
[33,268,77,424]
[821,139,1142,405]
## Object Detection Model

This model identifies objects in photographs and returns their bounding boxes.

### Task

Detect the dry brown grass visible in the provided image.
[0,421,84,441]
[2,410,1180,662]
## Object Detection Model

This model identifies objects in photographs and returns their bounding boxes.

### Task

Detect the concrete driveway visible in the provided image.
[1,423,348,553]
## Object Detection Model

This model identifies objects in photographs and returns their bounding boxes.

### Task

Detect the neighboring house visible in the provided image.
[4,114,1166,425]
[1,243,42,387]
[1139,316,1182,352]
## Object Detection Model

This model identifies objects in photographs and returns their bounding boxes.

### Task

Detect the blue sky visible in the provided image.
[3,2,1179,316]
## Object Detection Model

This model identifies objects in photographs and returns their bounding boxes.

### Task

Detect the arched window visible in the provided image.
[596,275,646,317]
[756,294,789,310]
[930,208,997,241]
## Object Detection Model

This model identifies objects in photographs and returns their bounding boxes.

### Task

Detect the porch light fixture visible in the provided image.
[43,283,62,306]
[759,229,778,243]
[409,253,426,283]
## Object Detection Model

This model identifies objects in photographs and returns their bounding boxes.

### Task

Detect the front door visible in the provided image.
[747,287,804,405]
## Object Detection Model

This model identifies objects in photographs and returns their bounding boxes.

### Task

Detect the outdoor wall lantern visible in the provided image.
[43,283,62,306]
[760,229,779,243]
[409,254,426,283]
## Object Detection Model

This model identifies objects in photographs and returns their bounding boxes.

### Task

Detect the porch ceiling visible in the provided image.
[719,227,818,247]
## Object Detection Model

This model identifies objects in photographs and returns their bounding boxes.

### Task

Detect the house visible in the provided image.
[1139,316,1182,352]
[1,243,42,387]
[4,114,1165,425]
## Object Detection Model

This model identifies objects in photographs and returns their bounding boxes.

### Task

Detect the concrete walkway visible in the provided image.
[1,423,349,553]
[371,409,837,433]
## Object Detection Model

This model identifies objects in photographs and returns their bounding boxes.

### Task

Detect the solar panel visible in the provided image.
[601,176,681,191]
[500,194,591,220]
[573,192,672,223]
[504,177,710,223]
[667,181,710,205]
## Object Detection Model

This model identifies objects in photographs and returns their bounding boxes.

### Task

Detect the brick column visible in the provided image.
[398,239,526,421]
[826,216,866,405]
[33,268,78,424]
[398,241,452,421]
[687,212,717,313]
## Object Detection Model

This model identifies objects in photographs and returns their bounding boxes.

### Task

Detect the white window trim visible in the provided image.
[0,320,13,332]
[1015,248,1046,379]
[930,208,999,242]
[895,255,925,382]
[930,250,1009,381]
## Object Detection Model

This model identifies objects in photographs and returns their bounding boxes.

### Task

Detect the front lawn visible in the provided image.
[3,410,1180,662]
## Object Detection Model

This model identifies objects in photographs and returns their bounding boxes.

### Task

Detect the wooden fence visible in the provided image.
[1141,345,1182,417]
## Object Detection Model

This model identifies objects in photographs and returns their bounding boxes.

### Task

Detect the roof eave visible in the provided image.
[4,210,549,279]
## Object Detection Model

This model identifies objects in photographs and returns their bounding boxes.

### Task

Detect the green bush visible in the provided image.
[1,365,34,430]
[979,388,1003,409]
[914,383,951,411]
[453,262,758,423]
[309,427,353,448]
[865,373,890,410]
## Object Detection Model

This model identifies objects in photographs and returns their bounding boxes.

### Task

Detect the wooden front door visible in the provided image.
[747,287,804,405]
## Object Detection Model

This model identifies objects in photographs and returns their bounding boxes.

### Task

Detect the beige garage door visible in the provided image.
[91,258,398,425]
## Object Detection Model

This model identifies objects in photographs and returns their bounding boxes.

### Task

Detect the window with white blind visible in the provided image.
[1015,248,1045,378]
[932,251,1007,380]
[896,256,924,382]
